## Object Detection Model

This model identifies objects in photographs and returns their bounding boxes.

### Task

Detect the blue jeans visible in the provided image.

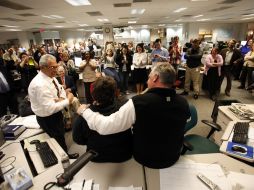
[103,68,120,88]
[118,71,129,92]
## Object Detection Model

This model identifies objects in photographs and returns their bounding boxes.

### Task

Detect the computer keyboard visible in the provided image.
[36,141,58,168]
[232,122,249,144]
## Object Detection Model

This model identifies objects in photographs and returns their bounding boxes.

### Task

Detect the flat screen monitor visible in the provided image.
[74,57,82,67]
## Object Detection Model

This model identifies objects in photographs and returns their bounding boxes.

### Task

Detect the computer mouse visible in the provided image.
[30,139,40,144]
[231,145,247,153]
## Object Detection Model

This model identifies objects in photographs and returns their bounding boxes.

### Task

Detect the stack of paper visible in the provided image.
[160,161,231,190]
[108,186,142,190]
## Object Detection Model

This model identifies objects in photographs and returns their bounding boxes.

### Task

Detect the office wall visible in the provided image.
[188,22,248,42]
[0,31,34,48]
[0,22,249,49]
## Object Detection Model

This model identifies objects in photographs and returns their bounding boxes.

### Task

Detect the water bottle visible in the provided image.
[61,153,70,171]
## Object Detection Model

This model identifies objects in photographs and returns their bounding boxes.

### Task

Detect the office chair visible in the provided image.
[181,104,222,155]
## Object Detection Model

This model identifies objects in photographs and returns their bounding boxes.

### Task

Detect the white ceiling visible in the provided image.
[0,0,254,32]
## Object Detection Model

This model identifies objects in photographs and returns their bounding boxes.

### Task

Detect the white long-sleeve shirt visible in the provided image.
[133,52,148,69]
[28,71,69,117]
[82,99,135,135]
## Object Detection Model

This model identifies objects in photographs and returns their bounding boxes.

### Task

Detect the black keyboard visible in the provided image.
[232,122,249,144]
[36,142,58,168]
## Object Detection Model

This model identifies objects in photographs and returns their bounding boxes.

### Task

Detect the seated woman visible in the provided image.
[72,76,133,162]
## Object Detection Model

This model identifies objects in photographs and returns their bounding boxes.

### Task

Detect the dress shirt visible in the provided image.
[82,99,135,135]
[224,50,233,65]
[28,71,69,117]
[150,48,169,63]
[133,52,147,69]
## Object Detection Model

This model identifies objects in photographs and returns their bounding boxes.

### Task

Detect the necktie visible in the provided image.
[0,71,10,93]
[52,79,60,98]
[61,76,65,86]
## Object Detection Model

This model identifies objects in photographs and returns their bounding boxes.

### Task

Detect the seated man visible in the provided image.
[72,76,132,162]
[78,63,190,169]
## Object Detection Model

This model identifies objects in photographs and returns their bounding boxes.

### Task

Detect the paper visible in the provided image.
[228,171,254,190]
[108,186,142,190]
[160,162,231,190]
[65,179,100,190]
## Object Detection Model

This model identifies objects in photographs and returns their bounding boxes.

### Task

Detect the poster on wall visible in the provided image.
[213,27,234,42]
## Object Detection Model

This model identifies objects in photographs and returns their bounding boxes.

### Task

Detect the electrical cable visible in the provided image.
[142,165,148,190]
[0,156,16,168]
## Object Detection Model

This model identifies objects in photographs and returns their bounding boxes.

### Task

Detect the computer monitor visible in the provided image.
[74,57,82,67]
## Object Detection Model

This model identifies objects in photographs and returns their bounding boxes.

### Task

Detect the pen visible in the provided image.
[81,179,85,190]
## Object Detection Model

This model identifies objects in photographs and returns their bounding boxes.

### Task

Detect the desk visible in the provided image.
[214,106,249,145]
[8,116,44,141]
[32,158,145,190]
[1,139,254,190]
[144,153,254,190]
[0,142,33,190]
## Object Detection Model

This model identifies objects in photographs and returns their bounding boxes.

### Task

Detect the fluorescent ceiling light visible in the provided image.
[128,21,137,24]
[2,25,19,27]
[77,29,85,31]
[131,9,145,15]
[97,18,109,22]
[174,7,187,13]
[193,14,203,18]
[6,29,22,31]
[65,0,91,6]
[51,15,64,19]
[158,24,165,26]
[241,17,254,20]
[175,19,183,22]
[42,15,64,19]
[55,25,64,28]
[242,14,254,17]
[142,25,148,28]
[78,24,88,26]
[197,18,211,21]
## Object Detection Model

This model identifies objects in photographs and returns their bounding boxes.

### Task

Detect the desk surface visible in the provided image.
[145,153,254,190]
[32,158,145,190]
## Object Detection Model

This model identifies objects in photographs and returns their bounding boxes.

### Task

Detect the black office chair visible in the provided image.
[181,104,222,155]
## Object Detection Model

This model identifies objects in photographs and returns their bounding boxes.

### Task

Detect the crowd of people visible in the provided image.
[0,35,254,168]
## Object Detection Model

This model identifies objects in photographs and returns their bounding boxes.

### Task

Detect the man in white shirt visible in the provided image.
[28,54,79,159]
[77,62,190,169]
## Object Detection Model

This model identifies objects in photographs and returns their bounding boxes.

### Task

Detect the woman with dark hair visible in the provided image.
[72,76,132,162]
[204,48,223,100]
[79,51,97,104]
[132,43,148,94]
[116,45,132,94]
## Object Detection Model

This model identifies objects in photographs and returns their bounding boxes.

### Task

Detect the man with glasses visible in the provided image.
[28,54,79,159]
[220,39,242,96]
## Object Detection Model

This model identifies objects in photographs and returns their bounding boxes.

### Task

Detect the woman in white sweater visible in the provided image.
[132,43,148,94]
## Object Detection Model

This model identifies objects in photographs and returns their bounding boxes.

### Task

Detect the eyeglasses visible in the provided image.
[47,65,58,70]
